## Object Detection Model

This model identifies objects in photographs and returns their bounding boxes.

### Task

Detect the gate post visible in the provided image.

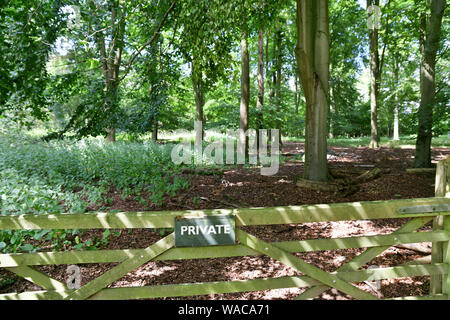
[431,156,450,296]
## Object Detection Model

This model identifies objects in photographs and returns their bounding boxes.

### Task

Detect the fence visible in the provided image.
[0,158,449,300]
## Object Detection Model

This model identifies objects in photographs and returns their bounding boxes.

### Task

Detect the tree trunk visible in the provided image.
[149,85,158,142]
[368,0,380,149]
[393,76,400,141]
[265,30,270,103]
[413,0,446,168]
[239,22,250,159]
[269,33,276,101]
[275,28,283,146]
[152,118,158,141]
[294,72,299,115]
[256,28,264,154]
[192,58,205,142]
[93,0,125,143]
[295,0,330,182]
[329,83,334,139]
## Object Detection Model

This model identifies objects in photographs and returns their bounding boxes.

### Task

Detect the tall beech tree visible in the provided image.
[176,0,236,143]
[89,0,126,142]
[239,9,250,158]
[367,0,381,148]
[191,56,206,140]
[295,0,330,181]
[256,27,265,153]
[413,0,447,168]
[275,23,283,145]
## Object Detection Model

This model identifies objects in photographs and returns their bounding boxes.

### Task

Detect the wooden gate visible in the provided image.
[0,159,449,300]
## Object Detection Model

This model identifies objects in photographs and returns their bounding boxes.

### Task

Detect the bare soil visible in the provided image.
[1,143,449,300]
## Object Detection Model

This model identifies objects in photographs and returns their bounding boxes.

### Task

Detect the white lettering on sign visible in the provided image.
[180,224,232,236]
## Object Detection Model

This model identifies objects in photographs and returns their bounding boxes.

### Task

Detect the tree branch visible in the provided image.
[120,1,176,82]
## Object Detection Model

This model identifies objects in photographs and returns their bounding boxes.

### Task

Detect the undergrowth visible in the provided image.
[0,132,189,253]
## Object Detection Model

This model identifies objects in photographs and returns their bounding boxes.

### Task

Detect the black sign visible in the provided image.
[174,215,236,247]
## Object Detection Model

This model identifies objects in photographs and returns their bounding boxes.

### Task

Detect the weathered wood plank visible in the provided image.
[435,158,449,198]
[0,197,449,230]
[387,294,448,300]
[431,158,449,294]
[444,215,450,297]
[445,235,450,297]
[90,275,320,300]
[431,216,445,294]
[5,266,68,291]
[397,204,450,214]
[0,290,67,300]
[278,231,449,253]
[2,231,448,267]
[293,285,329,300]
[2,263,445,300]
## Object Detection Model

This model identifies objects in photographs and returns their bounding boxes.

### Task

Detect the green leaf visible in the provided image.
[20,243,35,252]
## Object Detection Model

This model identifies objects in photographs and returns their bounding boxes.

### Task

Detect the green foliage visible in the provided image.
[0,131,188,253]
[0,0,67,123]
[0,275,17,289]
[0,0,448,143]
[328,0,369,137]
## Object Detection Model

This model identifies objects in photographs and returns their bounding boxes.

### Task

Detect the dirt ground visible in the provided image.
[1,142,449,300]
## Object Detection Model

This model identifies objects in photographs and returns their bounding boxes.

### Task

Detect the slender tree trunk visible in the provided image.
[393,104,399,140]
[265,29,270,115]
[329,82,334,139]
[269,33,276,101]
[295,0,330,182]
[152,85,158,142]
[239,22,250,159]
[393,64,400,141]
[191,58,205,141]
[104,76,118,143]
[265,30,270,81]
[387,121,392,138]
[256,28,265,153]
[294,72,299,115]
[294,72,301,137]
[275,28,283,146]
[266,32,274,143]
[413,0,446,168]
[105,129,116,142]
[152,119,158,141]
[93,0,125,143]
[368,0,380,148]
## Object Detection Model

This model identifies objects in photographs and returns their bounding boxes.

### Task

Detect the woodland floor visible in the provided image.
[1,142,450,300]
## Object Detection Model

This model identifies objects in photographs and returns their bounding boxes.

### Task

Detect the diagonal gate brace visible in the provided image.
[6,265,68,292]
[237,229,378,300]
[64,233,175,300]
[294,216,434,300]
